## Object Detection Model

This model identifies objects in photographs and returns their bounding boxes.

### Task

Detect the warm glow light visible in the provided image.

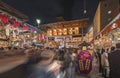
[53,29,57,35]
[84,9,87,14]
[108,10,112,14]
[48,30,52,36]
[58,29,62,35]
[63,28,67,35]
[112,23,117,29]
[68,28,73,35]
[36,19,41,24]
[75,27,79,34]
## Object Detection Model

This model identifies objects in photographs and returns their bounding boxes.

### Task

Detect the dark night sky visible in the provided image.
[3,0,100,26]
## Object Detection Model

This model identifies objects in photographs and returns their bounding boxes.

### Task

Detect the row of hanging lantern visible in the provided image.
[0,11,37,33]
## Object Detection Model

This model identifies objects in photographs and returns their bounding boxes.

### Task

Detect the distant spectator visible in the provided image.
[13,47,17,50]
[7,47,12,50]
[101,48,109,78]
[0,47,4,50]
[97,49,102,73]
[110,46,116,52]
[108,43,120,78]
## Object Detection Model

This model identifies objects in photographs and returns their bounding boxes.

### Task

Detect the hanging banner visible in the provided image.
[23,25,28,30]
[0,12,3,21]
[14,20,20,28]
[13,30,16,37]
[5,28,10,36]
[1,15,9,24]
[55,36,64,42]
[31,28,34,32]
[78,50,93,74]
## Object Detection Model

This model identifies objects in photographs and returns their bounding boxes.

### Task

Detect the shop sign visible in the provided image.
[72,37,81,42]
[47,27,79,36]
[55,36,72,42]
[111,23,118,29]
[5,28,9,36]
[65,36,72,42]
[55,36,64,42]
[48,37,54,40]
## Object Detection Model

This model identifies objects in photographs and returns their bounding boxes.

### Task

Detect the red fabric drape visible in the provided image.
[14,20,20,28]
[31,28,34,32]
[0,12,3,18]
[102,18,120,35]
[1,15,9,24]
[23,25,28,30]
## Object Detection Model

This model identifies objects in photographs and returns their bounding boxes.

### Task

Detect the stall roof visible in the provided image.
[40,18,89,29]
[0,0,28,22]
[90,13,120,43]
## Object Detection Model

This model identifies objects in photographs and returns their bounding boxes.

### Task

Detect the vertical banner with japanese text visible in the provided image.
[78,50,93,74]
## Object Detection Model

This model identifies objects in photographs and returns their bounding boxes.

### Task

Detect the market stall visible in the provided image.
[0,11,38,48]
[93,13,120,49]
[42,18,88,48]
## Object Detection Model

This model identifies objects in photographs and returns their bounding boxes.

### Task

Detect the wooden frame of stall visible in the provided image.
[39,18,89,48]
[0,1,28,48]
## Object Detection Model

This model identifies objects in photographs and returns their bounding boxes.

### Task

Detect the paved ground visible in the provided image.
[0,55,28,73]
[0,50,103,78]
[28,58,103,78]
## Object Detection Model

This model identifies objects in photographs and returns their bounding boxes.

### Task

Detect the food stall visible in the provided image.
[42,18,88,48]
[93,13,120,49]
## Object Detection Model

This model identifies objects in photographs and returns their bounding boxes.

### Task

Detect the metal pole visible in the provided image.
[82,26,83,42]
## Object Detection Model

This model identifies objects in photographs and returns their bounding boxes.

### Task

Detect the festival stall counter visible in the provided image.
[0,11,39,48]
[0,23,8,47]
[100,15,120,47]
[92,13,120,49]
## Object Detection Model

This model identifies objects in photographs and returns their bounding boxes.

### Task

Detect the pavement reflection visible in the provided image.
[0,50,57,78]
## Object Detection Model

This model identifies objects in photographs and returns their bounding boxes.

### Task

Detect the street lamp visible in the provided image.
[83,0,87,14]
[36,19,41,27]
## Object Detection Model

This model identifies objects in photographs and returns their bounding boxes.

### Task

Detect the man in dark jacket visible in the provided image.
[108,43,120,78]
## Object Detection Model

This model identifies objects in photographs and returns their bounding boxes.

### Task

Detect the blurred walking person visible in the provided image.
[64,49,72,78]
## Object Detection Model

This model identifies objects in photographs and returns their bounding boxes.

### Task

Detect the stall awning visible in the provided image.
[90,13,120,44]
[102,17,120,35]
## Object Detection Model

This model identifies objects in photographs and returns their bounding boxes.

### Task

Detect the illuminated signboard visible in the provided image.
[58,29,62,35]
[53,29,57,35]
[63,28,67,35]
[47,30,52,36]
[47,27,79,36]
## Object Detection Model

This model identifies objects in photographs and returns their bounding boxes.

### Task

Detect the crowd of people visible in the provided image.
[51,48,77,78]
[94,43,120,78]
[0,47,26,59]
[0,42,120,78]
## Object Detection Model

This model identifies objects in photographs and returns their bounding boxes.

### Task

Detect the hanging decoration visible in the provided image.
[5,27,10,36]
[14,19,20,28]
[12,30,16,37]
[1,15,9,24]
[23,24,28,30]
[0,11,38,35]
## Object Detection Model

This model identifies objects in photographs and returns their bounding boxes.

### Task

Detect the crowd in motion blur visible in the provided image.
[0,42,120,78]
[94,43,120,78]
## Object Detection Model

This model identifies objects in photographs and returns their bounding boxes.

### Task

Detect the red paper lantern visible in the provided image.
[23,25,28,30]
[14,20,20,28]
[1,15,9,24]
